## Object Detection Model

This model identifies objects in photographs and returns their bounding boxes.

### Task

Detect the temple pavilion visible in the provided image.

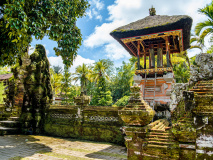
[110,7,192,117]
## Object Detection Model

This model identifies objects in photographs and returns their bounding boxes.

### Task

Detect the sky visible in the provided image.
[30,0,212,73]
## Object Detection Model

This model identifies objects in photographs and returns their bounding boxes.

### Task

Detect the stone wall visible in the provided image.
[170,53,213,112]
[44,105,125,145]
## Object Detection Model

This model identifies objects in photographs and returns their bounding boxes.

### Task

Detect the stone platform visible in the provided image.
[0,135,127,160]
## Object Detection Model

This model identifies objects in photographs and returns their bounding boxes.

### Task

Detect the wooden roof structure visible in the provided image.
[110,13,192,57]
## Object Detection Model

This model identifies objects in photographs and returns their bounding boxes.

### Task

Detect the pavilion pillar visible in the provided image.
[166,37,171,67]
[144,53,146,69]
[149,44,155,68]
[137,41,140,70]
[157,44,163,68]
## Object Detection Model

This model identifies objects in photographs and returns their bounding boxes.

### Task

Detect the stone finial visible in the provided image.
[149,6,156,16]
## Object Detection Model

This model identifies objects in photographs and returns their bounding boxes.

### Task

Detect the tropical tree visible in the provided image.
[195,2,213,44]
[90,59,113,83]
[0,0,89,67]
[50,68,63,96]
[73,63,90,94]
[89,59,113,106]
[111,62,134,103]
[61,66,72,105]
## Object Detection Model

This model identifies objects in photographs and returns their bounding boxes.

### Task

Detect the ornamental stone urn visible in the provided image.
[74,91,90,107]
[118,84,155,126]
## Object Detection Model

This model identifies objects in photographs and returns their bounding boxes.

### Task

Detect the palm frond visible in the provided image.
[198,3,213,20]
[190,45,203,50]
[195,20,213,36]
[199,28,213,39]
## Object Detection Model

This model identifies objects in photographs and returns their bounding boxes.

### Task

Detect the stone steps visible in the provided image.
[147,135,173,139]
[8,117,20,121]
[0,120,20,128]
[147,140,175,146]
[0,126,20,135]
[148,137,175,142]
[141,119,179,159]
[0,116,21,135]
[149,132,170,136]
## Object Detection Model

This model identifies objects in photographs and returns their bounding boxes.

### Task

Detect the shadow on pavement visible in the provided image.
[0,135,52,160]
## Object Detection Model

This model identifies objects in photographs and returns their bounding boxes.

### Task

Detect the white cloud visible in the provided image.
[90,0,104,11]
[87,10,92,19]
[84,0,212,60]
[48,55,95,73]
[28,46,35,55]
[86,0,104,21]
[105,42,130,60]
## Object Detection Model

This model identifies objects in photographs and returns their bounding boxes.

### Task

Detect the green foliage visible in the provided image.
[73,63,90,94]
[98,90,113,106]
[61,66,72,105]
[0,0,89,66]
[90,59,113,83]
[50,68,63,96]
[0,82,5,104]
[0,66,11,74]
[111,61,134,103]
[195,1,213,51]
[113,96,130,107]
[61,66,80,105]
[90,76,112,106]
[173,61,190,83]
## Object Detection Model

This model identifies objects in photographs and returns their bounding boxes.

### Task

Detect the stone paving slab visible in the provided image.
[0,135,127,160]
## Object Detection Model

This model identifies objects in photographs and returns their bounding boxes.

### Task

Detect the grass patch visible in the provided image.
[43,152,88,160]
[8,157,28,160]
[58,146,127,159]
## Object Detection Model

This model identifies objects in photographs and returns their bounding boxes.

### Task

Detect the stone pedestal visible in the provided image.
[118,84,155,159]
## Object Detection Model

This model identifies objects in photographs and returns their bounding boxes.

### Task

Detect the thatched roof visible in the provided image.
[110,15,192,56]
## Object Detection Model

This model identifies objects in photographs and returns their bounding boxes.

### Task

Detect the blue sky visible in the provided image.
[30,0,212,73]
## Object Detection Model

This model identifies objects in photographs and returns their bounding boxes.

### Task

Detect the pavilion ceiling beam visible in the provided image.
[140,41,146,54]
[121,29,182,44]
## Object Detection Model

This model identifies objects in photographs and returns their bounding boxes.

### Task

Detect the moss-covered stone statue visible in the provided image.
[7,45,53,134]
[21,44,52,134]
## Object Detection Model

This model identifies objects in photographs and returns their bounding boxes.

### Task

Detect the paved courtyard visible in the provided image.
[0,135,127,160]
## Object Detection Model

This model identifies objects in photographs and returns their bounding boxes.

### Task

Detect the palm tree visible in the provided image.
[195,2,213,42]
[50,68,63,96]
[90,60,110,83]
[73,63,90,94]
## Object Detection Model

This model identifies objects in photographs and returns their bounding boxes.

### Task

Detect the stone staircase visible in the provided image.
[0,106,21,135]
[190,80,213,115]
[142,119,179,159]
[0,116,21,135]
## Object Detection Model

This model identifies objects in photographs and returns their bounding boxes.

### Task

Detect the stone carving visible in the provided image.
[170,83,188,111]
[189,53,213,85]
[74,91,90,106]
